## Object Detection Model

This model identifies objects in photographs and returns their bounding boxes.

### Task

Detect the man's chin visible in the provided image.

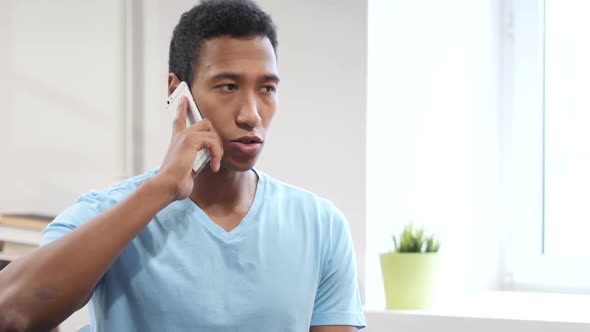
[220,157,259,173]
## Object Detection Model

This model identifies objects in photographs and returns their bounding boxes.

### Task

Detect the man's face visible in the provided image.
[191,35,279,172]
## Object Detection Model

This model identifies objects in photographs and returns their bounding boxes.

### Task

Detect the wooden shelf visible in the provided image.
[0,224,43,246]
[0,252,20,262]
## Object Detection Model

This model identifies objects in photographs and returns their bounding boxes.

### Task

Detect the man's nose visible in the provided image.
[236,93,262,128]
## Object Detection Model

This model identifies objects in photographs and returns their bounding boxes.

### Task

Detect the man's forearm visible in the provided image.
[0,176,175,331]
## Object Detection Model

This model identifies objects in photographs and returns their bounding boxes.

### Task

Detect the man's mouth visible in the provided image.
[231,135,263,144]
[228,135,263,156]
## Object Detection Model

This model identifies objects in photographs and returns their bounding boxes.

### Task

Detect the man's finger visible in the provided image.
[193,134,224,173]
[208,138,223,173]
[188,118,215,133]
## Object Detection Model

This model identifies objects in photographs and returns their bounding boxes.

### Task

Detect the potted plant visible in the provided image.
[380,222,441,309]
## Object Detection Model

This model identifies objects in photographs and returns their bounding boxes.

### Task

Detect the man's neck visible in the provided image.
[189,166,258,215]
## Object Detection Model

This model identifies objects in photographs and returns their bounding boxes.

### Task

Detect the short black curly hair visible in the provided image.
[169,0,278,86]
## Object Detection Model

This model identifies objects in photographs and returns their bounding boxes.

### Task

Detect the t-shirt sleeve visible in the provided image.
[42,191,115,246]
[311,206,366,329]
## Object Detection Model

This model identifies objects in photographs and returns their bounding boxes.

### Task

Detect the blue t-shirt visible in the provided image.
[42,169,366,331]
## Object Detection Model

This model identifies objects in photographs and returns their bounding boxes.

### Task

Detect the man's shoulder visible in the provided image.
[41,169,159,245]
[261,171,324,200]
[76,169,159,206]
[258,170,340,214]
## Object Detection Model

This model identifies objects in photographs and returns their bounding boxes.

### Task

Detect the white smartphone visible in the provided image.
[166,81,211,174]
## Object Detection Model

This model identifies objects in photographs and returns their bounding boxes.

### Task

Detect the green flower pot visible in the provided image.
[379,252,439,309]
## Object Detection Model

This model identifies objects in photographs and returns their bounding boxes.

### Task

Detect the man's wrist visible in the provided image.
[143,174,178,206]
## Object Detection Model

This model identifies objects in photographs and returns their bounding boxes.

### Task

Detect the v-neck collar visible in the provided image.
[184,168,266,243]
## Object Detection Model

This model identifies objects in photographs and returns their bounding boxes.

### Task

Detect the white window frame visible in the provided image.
[502,0,590,293]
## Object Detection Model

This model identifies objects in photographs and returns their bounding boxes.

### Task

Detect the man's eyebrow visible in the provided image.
[261,74,280,83]
[209,72,280,83]
[210,72,241,81]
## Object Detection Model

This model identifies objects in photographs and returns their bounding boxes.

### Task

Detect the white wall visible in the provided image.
[366,0,503,308]
[141,0,368,300]
[0,0,127,215]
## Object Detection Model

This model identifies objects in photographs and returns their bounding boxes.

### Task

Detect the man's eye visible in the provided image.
[261,86,276,93]
[219,84,238,91]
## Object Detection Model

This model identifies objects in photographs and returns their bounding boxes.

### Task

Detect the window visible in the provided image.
[505,0,590,291]
[543,0,590,257]
[367,0,590,307]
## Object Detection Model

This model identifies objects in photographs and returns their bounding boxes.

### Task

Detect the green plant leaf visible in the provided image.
[391,222,441,253]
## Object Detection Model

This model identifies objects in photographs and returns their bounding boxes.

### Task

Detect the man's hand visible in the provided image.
[156,96,224,201]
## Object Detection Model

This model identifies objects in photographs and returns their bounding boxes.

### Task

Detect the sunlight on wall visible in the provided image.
[367,0,502,308]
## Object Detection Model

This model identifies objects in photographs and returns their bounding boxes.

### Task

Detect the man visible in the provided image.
[0,0,366,331]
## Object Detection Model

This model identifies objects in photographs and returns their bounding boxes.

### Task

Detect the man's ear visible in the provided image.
[168,73,182,96]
